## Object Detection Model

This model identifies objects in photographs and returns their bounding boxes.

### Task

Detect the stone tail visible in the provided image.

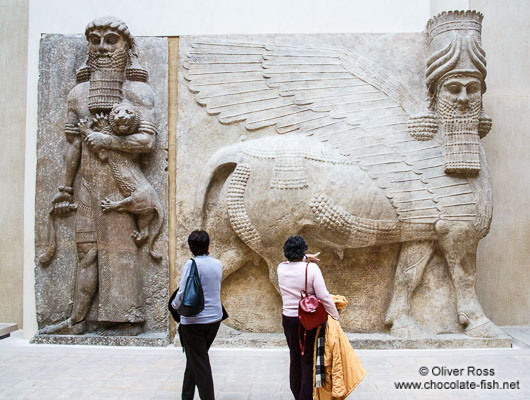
[148,204,164,262]
[194,143,242,228]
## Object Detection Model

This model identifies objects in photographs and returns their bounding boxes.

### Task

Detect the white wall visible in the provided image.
[0,0,28,329]
[24,0,456,337]
[470,0,530,326]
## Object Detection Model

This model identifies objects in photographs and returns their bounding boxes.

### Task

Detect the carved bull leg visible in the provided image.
[263,256,284,294]
[385,240,435,337]
[435,220,503,338]
[218,244,261,281]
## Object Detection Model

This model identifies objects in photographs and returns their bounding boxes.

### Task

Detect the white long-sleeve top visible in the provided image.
[277,261,339,320]
[171,255,223,325]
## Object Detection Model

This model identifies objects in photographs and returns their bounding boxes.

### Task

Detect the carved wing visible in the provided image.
[184,40,477,224]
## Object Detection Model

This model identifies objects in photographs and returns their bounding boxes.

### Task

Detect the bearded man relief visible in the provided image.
[38,17,163,336]
[184,11,502,338]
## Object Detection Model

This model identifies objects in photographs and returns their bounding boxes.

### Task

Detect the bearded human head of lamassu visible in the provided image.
[408,10,493,175]
[76,16,148,113]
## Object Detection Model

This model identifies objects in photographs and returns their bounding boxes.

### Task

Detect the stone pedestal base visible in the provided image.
[31,332,169,347]
[344,333,512,349]
[203,325,512,349]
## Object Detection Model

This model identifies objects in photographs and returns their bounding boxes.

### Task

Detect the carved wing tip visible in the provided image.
[313,106,329,113]
[183,74,194,83]
[187,83,200,93]
[196,97,209,106]
[246,120,278,131]
[276,125,300,135]
[293,98,313,106]
[205,105,221,116]
[219,115,245,125]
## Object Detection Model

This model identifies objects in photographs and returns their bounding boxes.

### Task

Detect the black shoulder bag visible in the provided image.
[177,258,205,317]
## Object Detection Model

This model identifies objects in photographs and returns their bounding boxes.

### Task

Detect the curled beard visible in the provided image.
[88,47,128,113]
[88,47,128,71]
[437,97,482,174]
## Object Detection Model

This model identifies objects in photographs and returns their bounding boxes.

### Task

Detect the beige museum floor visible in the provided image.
[1,330,529,400]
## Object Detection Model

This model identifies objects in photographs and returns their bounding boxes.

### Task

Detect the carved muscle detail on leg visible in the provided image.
[384,240,435,337]
[435,220,503,337]
[310,194,401,246]
[219,247,262,281]
[38,247,98,335]
[70,247,99,325]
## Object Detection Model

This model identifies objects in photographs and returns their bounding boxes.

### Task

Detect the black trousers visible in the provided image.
[179,321,221,400]
[282,315,317,400]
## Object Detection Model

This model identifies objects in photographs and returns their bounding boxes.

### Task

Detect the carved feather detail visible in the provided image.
[184,40,478,224]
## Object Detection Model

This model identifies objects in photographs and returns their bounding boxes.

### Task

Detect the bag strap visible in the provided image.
[305,262,309,295]
[185,258,199,284]
[300,263,310,299]
[298,320,307,356]
[299,262,310,355]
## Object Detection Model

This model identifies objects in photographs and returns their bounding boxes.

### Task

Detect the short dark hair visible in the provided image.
[188,230,210,256]
[283,235,307,261]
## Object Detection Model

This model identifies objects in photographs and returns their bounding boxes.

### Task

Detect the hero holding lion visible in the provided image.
[39,17,163,336]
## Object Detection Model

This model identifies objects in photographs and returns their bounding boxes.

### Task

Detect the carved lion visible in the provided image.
[109,101,141,136]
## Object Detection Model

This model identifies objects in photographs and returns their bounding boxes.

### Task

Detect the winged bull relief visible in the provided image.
[184,11,502,338]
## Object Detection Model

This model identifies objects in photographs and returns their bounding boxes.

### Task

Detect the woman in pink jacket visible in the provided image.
[278,235,339,400]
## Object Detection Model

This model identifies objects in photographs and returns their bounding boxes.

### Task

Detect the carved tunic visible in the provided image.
[66,80,156,323]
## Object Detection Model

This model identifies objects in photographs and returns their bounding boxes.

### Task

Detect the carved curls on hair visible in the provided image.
[85,16,136,50]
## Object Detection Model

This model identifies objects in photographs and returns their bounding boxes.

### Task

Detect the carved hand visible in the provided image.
[77,119,92,136]
[84,131,108,152]
[52,190,74,216]
[92,113,109,132]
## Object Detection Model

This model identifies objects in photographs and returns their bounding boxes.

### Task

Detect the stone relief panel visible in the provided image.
[177,11,503,339]
[34,17,169,344]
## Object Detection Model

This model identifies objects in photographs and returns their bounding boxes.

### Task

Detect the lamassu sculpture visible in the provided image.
[185,11,502,338]
[38,17,164,336]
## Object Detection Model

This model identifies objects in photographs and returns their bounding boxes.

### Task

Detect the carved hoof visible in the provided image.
[465,319,505,338]
[458,312,470,327]
[389,316,430,338]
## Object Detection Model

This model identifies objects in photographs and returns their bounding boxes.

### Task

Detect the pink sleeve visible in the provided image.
[312,264,339,320]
